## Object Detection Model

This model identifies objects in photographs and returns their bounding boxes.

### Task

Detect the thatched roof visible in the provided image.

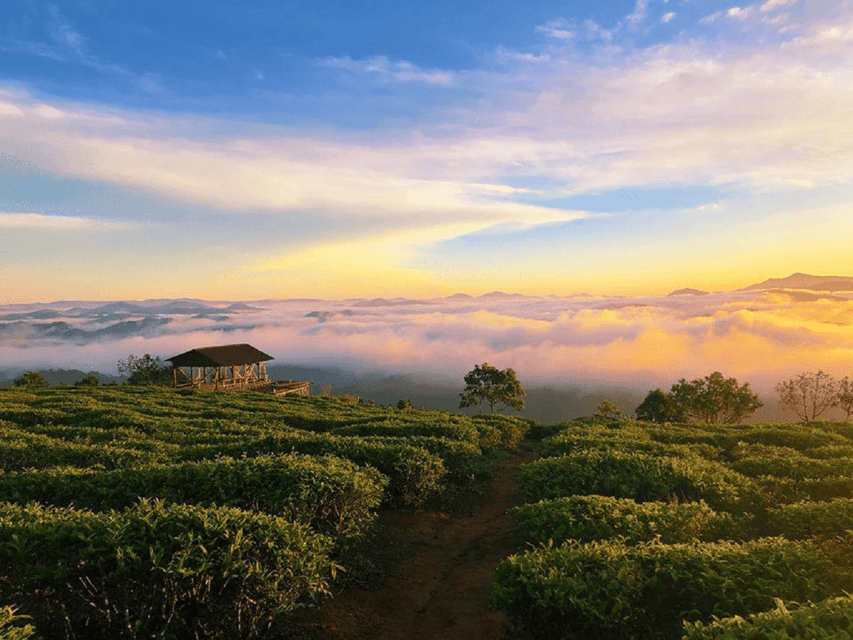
[166,344,274,367]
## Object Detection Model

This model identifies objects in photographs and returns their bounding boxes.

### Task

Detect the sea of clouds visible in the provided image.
[3,287,852,407]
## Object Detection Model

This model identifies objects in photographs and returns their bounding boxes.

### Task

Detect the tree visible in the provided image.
[839,377,853,422]
[593,400,625,422]
[75,373,100,387]
[636,389,681,423]
[459,363,525,414]
[669,372,762,424]
[776,370,839,422]
[13,371,47,388]
[117,354,172,386]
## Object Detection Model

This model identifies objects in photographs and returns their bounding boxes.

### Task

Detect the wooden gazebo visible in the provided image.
[166,344,274,391]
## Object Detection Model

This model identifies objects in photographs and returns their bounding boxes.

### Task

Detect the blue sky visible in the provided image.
[1,0,852,302]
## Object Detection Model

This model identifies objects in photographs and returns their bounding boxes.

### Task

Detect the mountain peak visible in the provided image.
[740,273,853,292]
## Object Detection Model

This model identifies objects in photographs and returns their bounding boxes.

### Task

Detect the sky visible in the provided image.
[2,0,852,303]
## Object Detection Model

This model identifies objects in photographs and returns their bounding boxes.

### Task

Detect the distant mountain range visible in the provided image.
[739,273,853,292]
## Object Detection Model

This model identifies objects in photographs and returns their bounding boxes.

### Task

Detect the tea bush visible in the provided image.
[520,450,755,512]
[0,453,386,542]
[0,500,333,639]
[683,595,853,640]
[509,495,739,546]
[491,536,853,640]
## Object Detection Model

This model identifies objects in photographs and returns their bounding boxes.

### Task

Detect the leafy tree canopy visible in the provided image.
[459,363,525,414]
[13,371,48,388]
[636,389,680,423]
[637,372,762,424]
[670,372,762,424]
[592,400,626,422]
[117,354,172,386]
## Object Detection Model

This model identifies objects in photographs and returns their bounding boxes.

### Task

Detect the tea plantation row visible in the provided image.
[0,386,528,639]
[492,419,853,639]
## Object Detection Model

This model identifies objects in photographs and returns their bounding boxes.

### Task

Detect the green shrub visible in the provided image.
[491,536,853,640]
[0,606,35,640]
[520,451,755,512]
[0,500,333,639]
[509,496,739,546]
[758,497,853,540]
[179,433,446,507]
[683,595,853,640]
[0,454,386,543]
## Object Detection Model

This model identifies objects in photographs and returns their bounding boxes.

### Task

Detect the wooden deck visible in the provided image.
[176,379,310,396]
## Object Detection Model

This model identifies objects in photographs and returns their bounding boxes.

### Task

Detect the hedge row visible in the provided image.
[520,450,755,512]
[0,453,386,542]
[510,494,853,547]
[683,595,853,640]
[0,500,333,639]
[179,432,446,507]
[509,496,738,546]
[491,536,853,640]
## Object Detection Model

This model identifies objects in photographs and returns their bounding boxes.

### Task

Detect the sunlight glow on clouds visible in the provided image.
[3,287,853,397]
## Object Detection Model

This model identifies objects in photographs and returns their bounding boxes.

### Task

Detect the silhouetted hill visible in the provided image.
[667,288,708,296]
[0,369,122,388]
[740,273,853,292]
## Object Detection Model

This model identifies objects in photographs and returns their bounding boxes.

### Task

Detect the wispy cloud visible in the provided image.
[535,19,577,41]
[0,213,139,230]
[321,55,455,85]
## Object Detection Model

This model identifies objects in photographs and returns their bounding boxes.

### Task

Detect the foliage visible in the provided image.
[491,536,853,640]
[520,450,755,512]
[776,370,839,422]
[0,454,387,544]
[0,500,333,639]
[669,372,762,424]
[0,606,35,640]
[683,595,853,640]
[838,376,853,421]
[509,496,737,546]
[116,353,172,386]
[74,373,100,387]
[592,399,625,422]
[636,388,680,422]
[11,372,46,389]
[458,363,525,414]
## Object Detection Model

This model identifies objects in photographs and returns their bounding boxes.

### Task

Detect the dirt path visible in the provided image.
[298,440,536,640]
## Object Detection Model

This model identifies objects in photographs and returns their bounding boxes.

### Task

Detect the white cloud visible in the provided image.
[0,213,138,230]
[727,6,754,20]
[627,0,651,27]
[322,55,455,85]
[761,0,798,11]
[535,19,576,41]
[661,12,676,24]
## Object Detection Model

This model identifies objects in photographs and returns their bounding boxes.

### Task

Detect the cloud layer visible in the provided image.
[4,282,853,399]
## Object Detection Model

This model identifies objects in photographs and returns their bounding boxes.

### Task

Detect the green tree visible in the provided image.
[776,370,839,422]
[459,363,525,414]
[593,400,625,422]
[74,373,100,387]
[636,388,681,423]
[117,354,172,386]
[669,372,762,424]
[839,377,853,421]
[13,371,47,388]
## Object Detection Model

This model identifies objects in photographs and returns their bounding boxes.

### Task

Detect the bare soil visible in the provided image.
[293,440,536,640]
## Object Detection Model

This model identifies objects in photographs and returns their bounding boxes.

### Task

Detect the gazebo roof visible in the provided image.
[166,344,274,367]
